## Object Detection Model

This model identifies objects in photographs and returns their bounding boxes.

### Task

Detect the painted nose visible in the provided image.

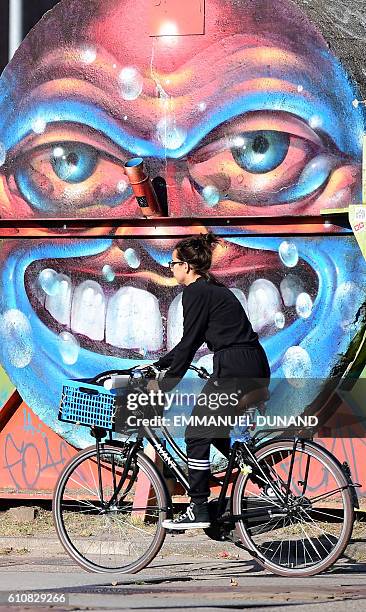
[115,160,206,252]
[164,159,201,217]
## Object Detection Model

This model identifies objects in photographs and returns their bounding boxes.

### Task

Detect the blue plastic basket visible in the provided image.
[59,379,120,431]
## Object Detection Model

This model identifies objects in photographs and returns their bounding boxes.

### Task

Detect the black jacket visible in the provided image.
[154,276,259,390]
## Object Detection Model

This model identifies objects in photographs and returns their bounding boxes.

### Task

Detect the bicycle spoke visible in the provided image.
[88,456,100,502]
[300,509,340,543]
[304,507,343,522]
[254,516,287,540]
[269,519,290,562]
[63,495,100,511]
[68,475,100,499]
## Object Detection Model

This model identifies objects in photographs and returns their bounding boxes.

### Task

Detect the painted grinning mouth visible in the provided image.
[24,243,319,360]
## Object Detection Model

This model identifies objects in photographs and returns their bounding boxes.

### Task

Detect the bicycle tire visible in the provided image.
[53,444,168,574]
[232,439,354,577]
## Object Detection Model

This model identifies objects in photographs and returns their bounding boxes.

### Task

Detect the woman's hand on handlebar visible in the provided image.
[146,379,160,393]
[188,364,211,380]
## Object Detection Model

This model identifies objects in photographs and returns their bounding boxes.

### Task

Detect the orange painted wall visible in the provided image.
[1,401,364,499]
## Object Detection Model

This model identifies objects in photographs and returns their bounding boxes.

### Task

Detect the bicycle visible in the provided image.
[53,364,360,577]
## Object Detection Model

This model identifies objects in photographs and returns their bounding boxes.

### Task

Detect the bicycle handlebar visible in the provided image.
[91,363,211,386]
[187,364,211,380]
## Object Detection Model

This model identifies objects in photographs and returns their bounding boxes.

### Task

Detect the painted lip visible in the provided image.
[23,242,319,360]
[2,234,364,451]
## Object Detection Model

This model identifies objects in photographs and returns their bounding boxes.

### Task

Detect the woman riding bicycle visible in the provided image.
[54,235,355,574]
[148,232,271,530]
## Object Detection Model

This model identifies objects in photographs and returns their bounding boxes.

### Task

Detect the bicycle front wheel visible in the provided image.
[53,444,167,574]
[233,439,354,577]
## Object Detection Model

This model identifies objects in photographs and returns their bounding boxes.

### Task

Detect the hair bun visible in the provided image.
[174,232,219,277]
[200,232,219,249]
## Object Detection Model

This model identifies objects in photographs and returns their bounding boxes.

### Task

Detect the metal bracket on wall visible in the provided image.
[0,214,352,239]
[0,390,22,432]
[149,0,205,36]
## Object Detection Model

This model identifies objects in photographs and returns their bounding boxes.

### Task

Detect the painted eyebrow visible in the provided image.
[1,99,161,159]
[1,81,362,161]
[184,90,361,159]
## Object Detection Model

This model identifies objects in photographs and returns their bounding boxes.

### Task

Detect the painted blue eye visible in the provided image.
[51,143,98,183]
[231,131,289,174]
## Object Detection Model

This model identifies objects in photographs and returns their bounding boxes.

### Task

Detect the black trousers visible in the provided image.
[185,344,270,504]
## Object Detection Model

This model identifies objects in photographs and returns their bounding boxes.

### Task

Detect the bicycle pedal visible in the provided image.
[166,529,185,535]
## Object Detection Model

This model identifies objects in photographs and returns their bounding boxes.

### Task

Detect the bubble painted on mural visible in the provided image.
[282,345,312,385]
[117,179,128,193]
[38,269,60,296]
[274,311,285,329]
[279,241,299,268]
[32,117,47,134]
[119,66,143,100]
[248,279,282,333]
[309,115,323,129]
[80,46,97,64]
[297,155,333,192]
[102,265,115,282]
[0,309,33,368]
[202,185,220,207]
[296,293,313,319]
[156,117,187,150]
[58,332,80,365]
[124,248,141,269]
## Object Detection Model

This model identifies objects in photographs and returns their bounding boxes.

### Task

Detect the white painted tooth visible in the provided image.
[248,279,282,333]
[106,286,163,351]
[45,274,72,326]
[230,287,249,316]
[71,280,106,341]
[196,353,214,372]
[167,293,184,350]
[280,274,305,307]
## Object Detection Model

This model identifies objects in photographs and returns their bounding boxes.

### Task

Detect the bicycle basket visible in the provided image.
[59,379,130,431]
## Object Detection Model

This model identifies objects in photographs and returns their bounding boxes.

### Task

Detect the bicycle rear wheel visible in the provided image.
[53,444,167,573]
[233,439,354,576]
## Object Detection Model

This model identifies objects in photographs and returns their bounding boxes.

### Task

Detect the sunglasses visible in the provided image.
[168,260,186,270]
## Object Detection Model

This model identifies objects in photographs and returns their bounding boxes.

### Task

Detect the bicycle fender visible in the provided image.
[255,437,361,510]
[301,440,361,507]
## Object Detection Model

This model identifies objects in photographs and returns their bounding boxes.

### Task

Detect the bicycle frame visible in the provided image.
[96,423,300,524]
[142,428,289,521]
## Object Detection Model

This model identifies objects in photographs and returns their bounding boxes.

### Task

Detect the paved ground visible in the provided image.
[0,533,365,611]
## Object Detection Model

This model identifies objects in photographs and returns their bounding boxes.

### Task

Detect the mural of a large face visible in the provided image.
[0,0,365,446]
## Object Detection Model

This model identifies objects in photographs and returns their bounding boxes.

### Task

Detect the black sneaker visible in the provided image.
[162,502,211,530]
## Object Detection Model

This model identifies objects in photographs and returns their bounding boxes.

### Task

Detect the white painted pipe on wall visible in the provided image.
[9,0,23,60]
